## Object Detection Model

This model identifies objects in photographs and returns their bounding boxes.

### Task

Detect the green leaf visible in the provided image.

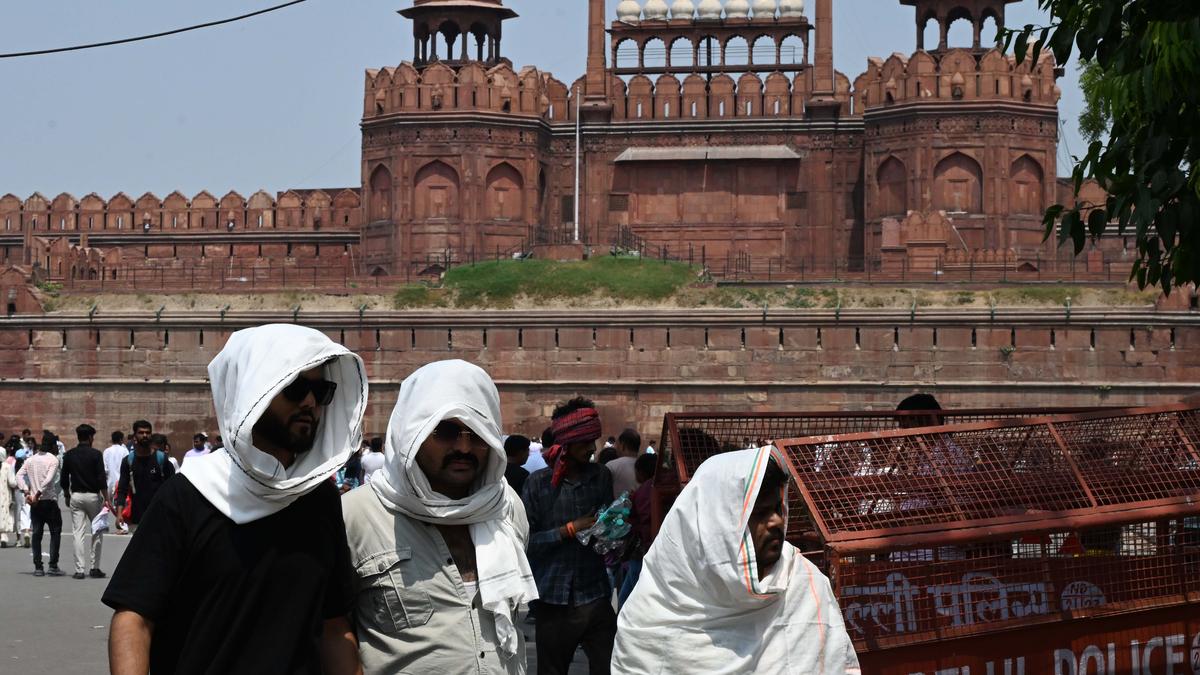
[1087,208,1110,237]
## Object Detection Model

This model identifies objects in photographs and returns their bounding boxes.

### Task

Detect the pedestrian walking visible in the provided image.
[521,397,616,675]
[113,423,174,534]
[1,441,19,547]
[359,436,385,485]
[102,323,368,675]
[182,433,210,465]
[17,432,64,576]
[61,424,109,579]
[342,360,537,674]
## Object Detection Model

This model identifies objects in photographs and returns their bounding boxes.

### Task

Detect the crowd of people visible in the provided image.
[6,323,861,675]
[1,424,227,576]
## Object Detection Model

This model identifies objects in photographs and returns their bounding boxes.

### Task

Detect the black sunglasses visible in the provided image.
[280,378,337,406]
[431,421,485,445]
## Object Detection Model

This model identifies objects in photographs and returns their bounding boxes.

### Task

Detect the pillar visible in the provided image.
[812,0,835,98]
[584,0,608,101]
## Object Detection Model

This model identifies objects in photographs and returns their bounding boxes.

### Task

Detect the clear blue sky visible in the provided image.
[0,0,1084,199]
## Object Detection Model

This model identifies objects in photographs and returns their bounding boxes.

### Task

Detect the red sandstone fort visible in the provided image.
[4,1,1194,442]
[0,0,1128,290]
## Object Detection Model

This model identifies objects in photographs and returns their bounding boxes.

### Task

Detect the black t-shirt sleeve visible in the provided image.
[320,484,355,620]
[102,478,188,621]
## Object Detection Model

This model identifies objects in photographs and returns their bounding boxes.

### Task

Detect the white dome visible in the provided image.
[697,0,723,19]
[644,0,670,20]
[670,0,696,20]
[779,0,804,18]
[724,0,751,19]
[752,0,777,19]
[616,0,642,22]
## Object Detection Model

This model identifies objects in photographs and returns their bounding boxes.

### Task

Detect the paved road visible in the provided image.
[0,525,591,674]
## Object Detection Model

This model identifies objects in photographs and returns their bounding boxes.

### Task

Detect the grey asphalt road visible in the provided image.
[0,525,591,674]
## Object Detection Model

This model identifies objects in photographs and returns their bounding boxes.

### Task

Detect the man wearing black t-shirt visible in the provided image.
[102,324,369,675]
[114,423,174,534]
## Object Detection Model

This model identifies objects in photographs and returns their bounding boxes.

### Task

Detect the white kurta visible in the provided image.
[612,447,861,675]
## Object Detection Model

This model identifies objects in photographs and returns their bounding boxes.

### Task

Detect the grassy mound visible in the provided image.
[395,257,698,308]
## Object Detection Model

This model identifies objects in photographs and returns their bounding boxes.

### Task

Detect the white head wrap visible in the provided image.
[371,359,537,666]
[612,447,862,675]
[182,324,367,524]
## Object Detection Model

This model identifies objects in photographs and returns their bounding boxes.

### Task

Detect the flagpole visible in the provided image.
[573,88,582,243]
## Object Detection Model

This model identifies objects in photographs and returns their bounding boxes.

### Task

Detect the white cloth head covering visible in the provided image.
[613,447,861,675]
[371,359,537,667]
[182,324,367,525]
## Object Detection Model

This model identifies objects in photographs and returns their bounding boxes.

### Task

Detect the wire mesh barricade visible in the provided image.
[651,408,1101,559]
[770,404,1200,672]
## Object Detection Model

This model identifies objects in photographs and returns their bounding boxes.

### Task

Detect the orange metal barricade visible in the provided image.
[654,405,1200,674]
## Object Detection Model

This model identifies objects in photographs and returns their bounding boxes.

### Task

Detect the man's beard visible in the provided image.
[253,409,319,456]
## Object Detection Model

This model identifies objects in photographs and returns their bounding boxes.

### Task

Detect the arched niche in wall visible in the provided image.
[876,156,908,217]
[1009,155,1044,216]
[933,152,983,214]
[413,160,461,220]
[485,162,524,221]
[368,164,394,223]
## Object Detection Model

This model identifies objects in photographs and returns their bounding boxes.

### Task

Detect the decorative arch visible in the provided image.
[485,162,524,221]
[368,164,393,223]
[933,152,983,213]
[413,160,460,220]
[668,36,694,70]
[1009,155,1044,215]
[876,156,908,217]
[945,6,975,48]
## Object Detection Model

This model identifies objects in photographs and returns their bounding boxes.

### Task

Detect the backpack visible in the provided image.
[121,450,168,521]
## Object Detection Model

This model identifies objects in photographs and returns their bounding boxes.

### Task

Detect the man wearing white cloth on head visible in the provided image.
[612,446,861,675]
[339,359,537,675]
[103,324,368,675]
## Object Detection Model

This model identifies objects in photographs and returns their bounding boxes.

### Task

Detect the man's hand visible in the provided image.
[560,514,598,540]
[25,494,35,506]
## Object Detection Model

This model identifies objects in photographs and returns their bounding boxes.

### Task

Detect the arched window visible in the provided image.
[413,161,461,220]
[933,152,984,213]
[876,157,908,217]
[1009,155,1044,215]
[485,163,525,221]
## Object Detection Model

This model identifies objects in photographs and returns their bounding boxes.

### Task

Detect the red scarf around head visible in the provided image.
[544,407,602,487]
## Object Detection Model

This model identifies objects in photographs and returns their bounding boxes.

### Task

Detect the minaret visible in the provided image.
[581,0,613,121]
[811,0,834,98]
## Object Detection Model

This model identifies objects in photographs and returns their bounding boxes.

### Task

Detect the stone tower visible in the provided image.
[358,0,563,276]
[857,0,1061,262]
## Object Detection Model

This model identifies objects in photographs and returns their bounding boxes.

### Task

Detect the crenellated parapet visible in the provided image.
[854,47,1060,112]
[364,61,571,121]
[0,188,362,234]
[602,67,852,120]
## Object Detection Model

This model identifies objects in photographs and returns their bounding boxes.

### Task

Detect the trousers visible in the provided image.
[534,597,617,675]
[30,500,62,570]
[70,493,104,573]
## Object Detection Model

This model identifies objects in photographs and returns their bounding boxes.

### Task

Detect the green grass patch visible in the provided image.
[393,284,434,309]
[444,257,696,307]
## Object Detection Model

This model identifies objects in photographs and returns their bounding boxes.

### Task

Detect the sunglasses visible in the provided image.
[430,421,486,445]
[280,377,337,406]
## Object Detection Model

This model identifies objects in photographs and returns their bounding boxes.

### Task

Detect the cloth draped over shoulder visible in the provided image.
[371,359,537,669]
[181,323,368,525]
[612,447,861,675]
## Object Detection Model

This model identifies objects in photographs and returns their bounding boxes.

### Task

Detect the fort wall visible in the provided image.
[3,309,1196,449]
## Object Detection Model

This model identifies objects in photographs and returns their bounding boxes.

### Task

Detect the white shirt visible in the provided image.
[521,446,548,474]
[360,451,386,484]
[103,444,127,488]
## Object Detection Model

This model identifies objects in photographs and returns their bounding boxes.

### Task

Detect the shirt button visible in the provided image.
[480,652,485,659]
[446,557,453,565]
